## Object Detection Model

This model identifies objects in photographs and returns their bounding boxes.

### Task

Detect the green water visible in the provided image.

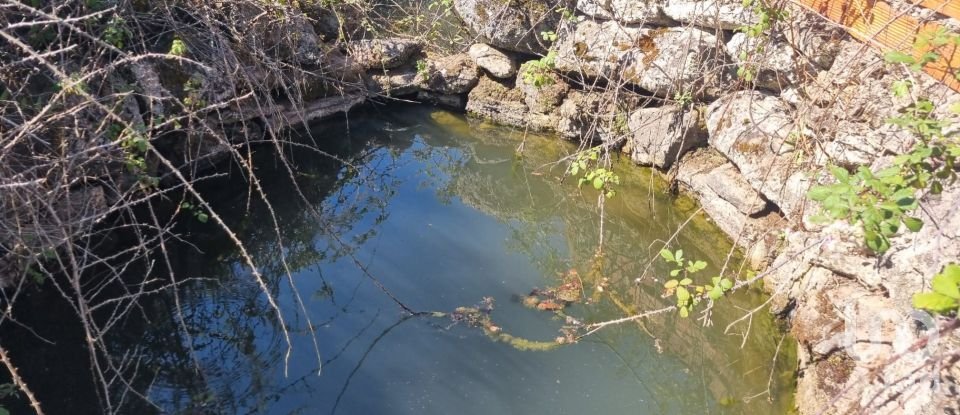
[2,105,795,414]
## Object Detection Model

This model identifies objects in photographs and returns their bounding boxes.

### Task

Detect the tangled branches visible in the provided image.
[0,0,384,412]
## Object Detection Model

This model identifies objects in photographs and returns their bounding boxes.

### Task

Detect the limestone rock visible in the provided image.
[622,105,706,169]
[725,17,842,91]
[575,0,670,25]
[555,90,611,141]
[676,149,779,249]
[706,90,811,218]
[726,33,808,91]
[421,53,480,95]
[367,69,420,97]
[555,19,723,97]
[466,75,557,131]
[518,61,569,114]
[468,44,518,78]
[346,38,421,70]
[453,0,574,54]
[662,0,757,30]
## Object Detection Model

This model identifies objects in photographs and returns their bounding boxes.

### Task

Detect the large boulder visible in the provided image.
[346,38,422,70]
[420,53,481,94]
[706,91,812,218]
[554,19,724,97]
[453,0,574,55]
[621,105,706,169]
[575,0,670,25]
[468,43,518,78]
[661,0,757,30]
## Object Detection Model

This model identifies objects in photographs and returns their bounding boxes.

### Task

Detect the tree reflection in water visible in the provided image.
[0,105,795,415]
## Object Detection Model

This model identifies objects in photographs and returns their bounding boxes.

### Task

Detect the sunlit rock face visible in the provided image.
[453,0,575,55]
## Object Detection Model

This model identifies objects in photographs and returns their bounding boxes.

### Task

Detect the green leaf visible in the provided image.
[931,181,944,194]
[912,292,958,313]
[829,165,850,183]
[664,279,679,289]
[679,278,693,286]
[676,286,691,303]
[808,186,832,201]
[196,212,209,223]
[941,264,960,282]
[932,274,960,299]
[808,214,832,224]
[719,278,734,290]
[675,249,684,262]
[169,38,188,56]
[592,177,603,190]
[679,306,689,318]
[660,249,675,262]
[709,286,724,300]
[879,220,899,237]
[865,231,890,253]
[670,269,681,277]
[884,50,915,65]
[892,80,911,97]
[903,216,923,232]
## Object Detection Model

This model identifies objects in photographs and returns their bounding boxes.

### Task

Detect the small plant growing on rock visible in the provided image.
[416,59,429,77]
[540,30,557,43]
[673,90,693,108]
[179,201,210,224]
[521,50,557,88]
[58,73,87,96]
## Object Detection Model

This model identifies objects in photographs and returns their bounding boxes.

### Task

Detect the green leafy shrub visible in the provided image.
[660,249,733,318]
[521,51,557,88]
[808,165,921,253]
[103,15,129,49]
[567,147,620,198]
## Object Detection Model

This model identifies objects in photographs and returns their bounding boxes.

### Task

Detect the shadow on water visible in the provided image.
[0,104,796,414]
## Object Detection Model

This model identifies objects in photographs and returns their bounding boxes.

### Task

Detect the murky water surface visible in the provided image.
[4,106,795,414]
